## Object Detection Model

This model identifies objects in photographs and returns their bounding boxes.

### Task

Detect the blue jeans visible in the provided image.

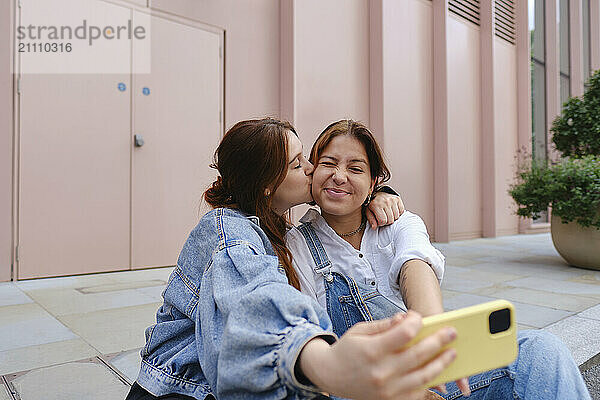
[435,330,591,400]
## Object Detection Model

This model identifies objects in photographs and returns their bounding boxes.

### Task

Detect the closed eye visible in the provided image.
[319,161,336,167]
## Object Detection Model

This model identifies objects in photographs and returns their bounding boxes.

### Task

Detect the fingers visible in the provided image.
[392,202,402,220]
[456,377,471,397]
[396,348,457,393]
[372,310,423,354]
[393,326,457,373]
[381,206,394,226]
[347,313,406,336]
[365,208,378,230]
[395,196,406,215]
[432,384,447,395]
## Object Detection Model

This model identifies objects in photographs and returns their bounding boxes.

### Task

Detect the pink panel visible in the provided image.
[19,84,131,278]
[131,14,222,268]
[494,40,519,236]
[447,15,482,240]
[380,0,435,233]
[0,0,13,281]
[149,0,281,125]
[294,0,370,145]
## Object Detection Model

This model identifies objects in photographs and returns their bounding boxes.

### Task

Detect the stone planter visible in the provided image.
[551,214,600,270]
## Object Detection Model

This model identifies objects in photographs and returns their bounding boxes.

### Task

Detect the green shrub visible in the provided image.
[510,69,600,229]
[509,156,600,229]
[551,70,600,157]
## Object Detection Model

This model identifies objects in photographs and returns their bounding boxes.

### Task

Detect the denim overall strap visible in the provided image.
[297,222,333,280]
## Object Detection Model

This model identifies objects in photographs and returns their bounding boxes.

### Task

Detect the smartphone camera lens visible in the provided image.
[489,308,511,334]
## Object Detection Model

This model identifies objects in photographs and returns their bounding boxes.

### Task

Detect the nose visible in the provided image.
[332,169,347,184]
[303,160,314,175]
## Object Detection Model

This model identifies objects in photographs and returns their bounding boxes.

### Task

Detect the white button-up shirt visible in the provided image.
[286,209,445,310]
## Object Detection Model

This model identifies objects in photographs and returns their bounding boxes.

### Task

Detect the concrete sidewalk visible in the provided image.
[0,233,599,399]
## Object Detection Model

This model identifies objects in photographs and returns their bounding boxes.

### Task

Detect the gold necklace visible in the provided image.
[339,218,366,237]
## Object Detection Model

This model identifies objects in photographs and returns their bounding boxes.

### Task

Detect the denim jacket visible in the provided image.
[136,208,337,400]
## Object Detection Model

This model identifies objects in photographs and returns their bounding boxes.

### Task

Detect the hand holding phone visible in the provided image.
[405,300,518,389]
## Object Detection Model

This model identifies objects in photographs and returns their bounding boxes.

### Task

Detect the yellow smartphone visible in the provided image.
[406,300,518,389]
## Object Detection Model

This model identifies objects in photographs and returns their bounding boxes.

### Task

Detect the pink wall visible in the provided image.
[1,1,13,281]
[447,15,482,240]
[149,0,281,127]
[380,0,435,232]
[494,39,519,236]
[293,0,370,144]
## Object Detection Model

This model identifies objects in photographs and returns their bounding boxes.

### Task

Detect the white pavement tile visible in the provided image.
[0,303,77,352]
[24,286,159,317]
[443,293,497,311]
[579,304,600,321]
[507,277,600,299]
[440,274,496,292]
[58,302,160,354]
[16,274,116,291]
[509,301,574,328]
[0,338,99,375]
[10,361,130,400]
[475,286,599,312]
[442,293,573,328]
[0,283,33,306]
[445,266,524,284]
[104,267,174,283]
[106,349,142,384]
[0,385,10,400]
[544,316,600,365]
[135,285,166,301]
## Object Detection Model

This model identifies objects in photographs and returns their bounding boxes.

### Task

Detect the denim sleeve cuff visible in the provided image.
[276,322,338,397]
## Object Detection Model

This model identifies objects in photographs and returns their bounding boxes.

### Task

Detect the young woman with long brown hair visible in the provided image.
[286,119,592,400]
[126,118,461,400]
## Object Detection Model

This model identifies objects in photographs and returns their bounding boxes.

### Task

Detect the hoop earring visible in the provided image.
[363,192,372,206]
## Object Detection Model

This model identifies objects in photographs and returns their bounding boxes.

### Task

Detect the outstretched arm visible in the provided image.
[398,259,444,317]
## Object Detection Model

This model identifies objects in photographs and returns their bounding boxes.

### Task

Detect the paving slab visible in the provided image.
[0,303,76,352]
[508,301,574,328]
[439,256,482,268]
[24,285,160,316]
[103,267,174,283]
[58,302,161,354]
[0,283,33,307]
[7,361,130,400]
[475,286,599,312]
[545,316,600,365]
[104,349,142,384]
[507,277,600,299]
[444,266,524,284]
[442,293,497,311]
[16,274,116,291]
[440,274,496,293]
[0,385,10,400]
[579,304,600,321]
[0,338,99,375]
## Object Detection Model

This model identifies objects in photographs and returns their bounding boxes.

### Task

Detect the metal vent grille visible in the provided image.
[494,0,516,45]
[449,0,481,26]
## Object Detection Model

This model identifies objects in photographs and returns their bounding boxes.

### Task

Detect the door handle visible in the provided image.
[134,134,145,147]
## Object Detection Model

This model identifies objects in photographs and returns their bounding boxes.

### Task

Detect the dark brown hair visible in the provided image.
[310,119,391,190]
[204,118,300,290]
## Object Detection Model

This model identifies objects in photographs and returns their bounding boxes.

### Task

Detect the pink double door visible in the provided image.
[17,4,222,279]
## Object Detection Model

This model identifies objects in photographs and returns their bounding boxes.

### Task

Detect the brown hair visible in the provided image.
[204,118,300,290]
[310,119,391,193]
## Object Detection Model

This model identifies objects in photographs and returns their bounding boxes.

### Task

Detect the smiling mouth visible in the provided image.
[324,188,351,198]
